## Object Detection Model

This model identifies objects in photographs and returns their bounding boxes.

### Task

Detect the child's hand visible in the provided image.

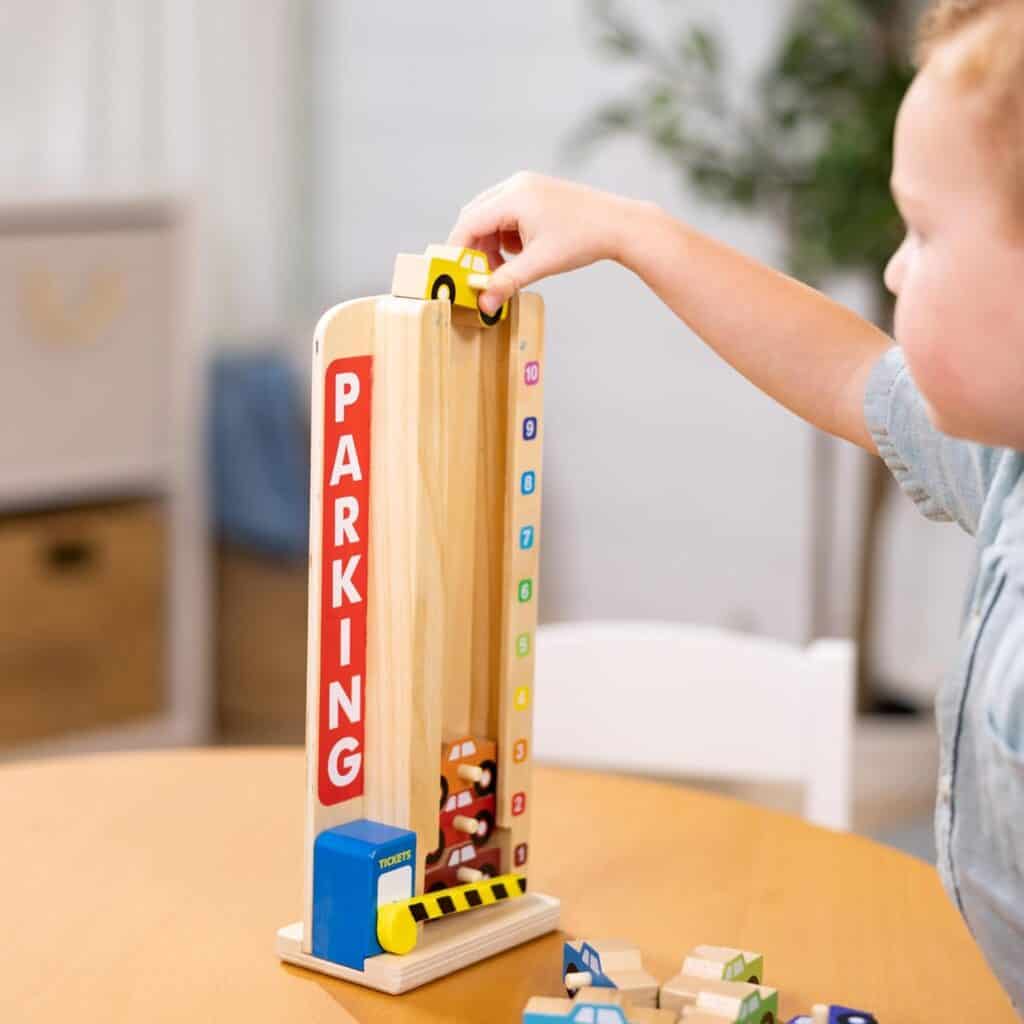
[447,172,637,315]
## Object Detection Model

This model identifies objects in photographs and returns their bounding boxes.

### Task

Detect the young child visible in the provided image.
[448,0,1024,1011]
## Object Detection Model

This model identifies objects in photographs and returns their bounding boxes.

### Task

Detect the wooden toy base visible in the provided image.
[276,892,560,994]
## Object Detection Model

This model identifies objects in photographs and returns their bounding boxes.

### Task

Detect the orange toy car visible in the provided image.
[440,735,497,807]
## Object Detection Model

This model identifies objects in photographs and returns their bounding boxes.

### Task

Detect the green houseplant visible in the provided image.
[577,0,921,712]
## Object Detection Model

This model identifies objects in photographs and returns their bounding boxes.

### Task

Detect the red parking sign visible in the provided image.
[318,356,373,806]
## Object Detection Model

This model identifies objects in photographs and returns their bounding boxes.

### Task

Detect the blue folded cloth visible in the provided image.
[210,351,309,558]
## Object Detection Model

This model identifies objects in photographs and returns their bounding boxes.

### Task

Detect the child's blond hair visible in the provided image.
[917,1,1024,231]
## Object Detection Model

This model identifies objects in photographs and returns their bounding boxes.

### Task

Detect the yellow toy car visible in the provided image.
[391,244,508,326]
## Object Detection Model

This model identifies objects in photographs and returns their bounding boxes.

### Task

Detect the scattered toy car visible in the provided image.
[787,1007,878,1024]
[524,986,675,1024]
[562,940,659,1008]
[659,973,778,1024]
[681,946,764,985]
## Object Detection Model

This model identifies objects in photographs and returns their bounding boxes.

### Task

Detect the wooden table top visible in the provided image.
[1,749,1015,1023]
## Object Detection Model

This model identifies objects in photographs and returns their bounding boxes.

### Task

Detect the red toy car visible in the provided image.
[439,787,496,849]
[426,734,499,866]
[424,841,501,893]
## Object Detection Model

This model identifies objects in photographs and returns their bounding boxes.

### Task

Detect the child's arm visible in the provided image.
[449,172,892,452]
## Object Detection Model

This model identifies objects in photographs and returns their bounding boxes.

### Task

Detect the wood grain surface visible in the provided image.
[1,749,1014,1023]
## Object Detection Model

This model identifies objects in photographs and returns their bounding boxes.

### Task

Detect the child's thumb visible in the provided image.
[480,247,548,314]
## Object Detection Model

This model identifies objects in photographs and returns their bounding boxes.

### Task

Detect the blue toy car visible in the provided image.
[562,941,616,991]
[787,1006,878,1024]
[561,939,658,1004]
[523,987,646,1023]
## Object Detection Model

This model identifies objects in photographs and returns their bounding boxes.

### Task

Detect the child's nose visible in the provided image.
[884,243,905,296]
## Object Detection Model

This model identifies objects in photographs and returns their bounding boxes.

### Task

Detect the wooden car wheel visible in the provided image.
[474,759,497,798]
[472,810,494,846]
[431,274,456,303]
[478,302,503,326]
[563,962,582,998]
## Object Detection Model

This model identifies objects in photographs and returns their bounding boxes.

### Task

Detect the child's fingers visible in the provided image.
[448,192,521,250]
[500,228,523,255]
[461,177,512,213]
[478,238,505,273]
[478,245,549,314]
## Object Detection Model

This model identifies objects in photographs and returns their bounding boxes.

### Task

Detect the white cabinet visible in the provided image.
[0,227,172,504]
[0,197,210,757]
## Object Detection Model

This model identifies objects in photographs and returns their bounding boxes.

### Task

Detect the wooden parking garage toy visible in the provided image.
[275,250,558,993]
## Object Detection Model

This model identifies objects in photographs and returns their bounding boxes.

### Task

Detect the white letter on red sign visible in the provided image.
[330,434,363,486]
[339,618,351,667]
[335,372,360,422]
[332,555,362,607]
[329,675,362,730]
[327,736,362,789]
[334,495,359,546]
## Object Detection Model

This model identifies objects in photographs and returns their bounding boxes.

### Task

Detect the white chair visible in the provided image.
[533,620,855,830]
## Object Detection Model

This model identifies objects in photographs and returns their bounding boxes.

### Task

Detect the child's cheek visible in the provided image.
[896,288,966,432]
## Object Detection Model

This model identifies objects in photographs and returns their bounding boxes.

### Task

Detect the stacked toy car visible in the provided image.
[425,735,500,891]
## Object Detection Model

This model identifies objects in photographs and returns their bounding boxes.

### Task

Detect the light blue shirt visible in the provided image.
[865,346,1024,1013]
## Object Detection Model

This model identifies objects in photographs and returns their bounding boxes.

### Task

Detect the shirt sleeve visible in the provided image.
[863,346,1001,536]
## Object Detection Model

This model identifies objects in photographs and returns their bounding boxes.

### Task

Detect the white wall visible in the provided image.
[1,0,975,701]
[312,0,814,642]
[0,0,309,340]
[311,0,978,698]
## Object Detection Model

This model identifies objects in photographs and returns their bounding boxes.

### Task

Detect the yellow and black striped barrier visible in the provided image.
[376,873,527,954]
